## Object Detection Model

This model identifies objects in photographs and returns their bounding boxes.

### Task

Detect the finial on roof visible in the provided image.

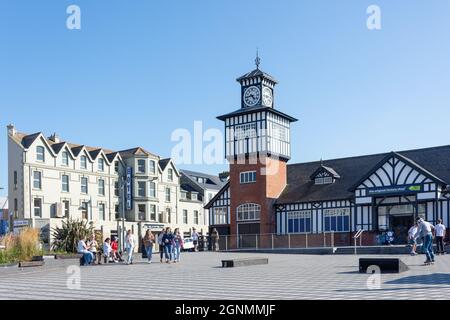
[320,158,323,166]
[255,48,261,69]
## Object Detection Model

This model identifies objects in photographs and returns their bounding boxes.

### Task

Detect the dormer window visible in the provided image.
[311,164,340,185]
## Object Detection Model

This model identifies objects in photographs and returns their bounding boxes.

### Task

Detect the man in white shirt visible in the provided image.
[435,219,446,255]
[408,223,419,255]
[415,217,435,264]
[77,236,94,266]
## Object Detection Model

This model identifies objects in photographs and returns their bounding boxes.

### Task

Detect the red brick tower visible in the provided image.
[217,57,297,243]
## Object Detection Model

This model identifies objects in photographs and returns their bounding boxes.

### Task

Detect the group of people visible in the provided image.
[77,227,215,266]
[408,217,447,265]
[77,230,136,266]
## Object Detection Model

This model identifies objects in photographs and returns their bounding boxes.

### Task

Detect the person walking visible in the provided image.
[158,228,165,263]
[408,222,419,256]
[192,227,199,252]
[173,228,184,263]
[211,228,220,251]
[143,230,155,264]
[435,219,446,255]
[415,217,435,265]
[125,229,136,265]
[162,227,175,263]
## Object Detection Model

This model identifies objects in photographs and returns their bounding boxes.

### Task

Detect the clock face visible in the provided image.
[262,87,273,107]
[243,86,261,107]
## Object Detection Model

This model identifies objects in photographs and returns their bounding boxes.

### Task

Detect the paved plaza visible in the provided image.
[1,252,450,300]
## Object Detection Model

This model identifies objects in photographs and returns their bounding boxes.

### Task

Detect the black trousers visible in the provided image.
[436,236,445,253]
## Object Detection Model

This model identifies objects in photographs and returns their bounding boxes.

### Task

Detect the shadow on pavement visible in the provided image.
[385,273,450,285]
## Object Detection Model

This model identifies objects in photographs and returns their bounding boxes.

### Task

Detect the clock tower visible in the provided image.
[217,56,298,241]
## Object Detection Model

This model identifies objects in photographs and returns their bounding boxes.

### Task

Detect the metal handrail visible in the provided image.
[353,229,365,254]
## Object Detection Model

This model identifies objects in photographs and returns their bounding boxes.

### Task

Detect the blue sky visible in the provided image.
[1,1,450,198]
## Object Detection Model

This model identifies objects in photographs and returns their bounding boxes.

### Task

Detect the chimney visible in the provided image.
[48,133,61,143]
[7,124,16,136]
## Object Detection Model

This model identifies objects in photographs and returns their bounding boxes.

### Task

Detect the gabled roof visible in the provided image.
[310,164,341,180]
[204,181,230,209]
[21,132,41,149]
[236,68,278,83]
[119,147,158,158]
[276,145,450,204]
[159,158,171,171]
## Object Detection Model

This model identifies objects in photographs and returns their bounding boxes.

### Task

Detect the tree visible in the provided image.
[51,218,94,253]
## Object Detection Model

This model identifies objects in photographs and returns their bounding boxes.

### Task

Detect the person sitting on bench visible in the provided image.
[77,236,94,266]
[111,237,124,262]
[103,238,117,263]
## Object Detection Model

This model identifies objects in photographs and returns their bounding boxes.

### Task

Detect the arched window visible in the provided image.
[237,203,261,221]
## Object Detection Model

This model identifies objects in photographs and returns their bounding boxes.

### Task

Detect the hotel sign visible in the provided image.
[126,167,133,210]
[367,184,422,196]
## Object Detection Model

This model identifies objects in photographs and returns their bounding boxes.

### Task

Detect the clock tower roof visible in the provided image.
[217,106,298,122]
[236,68,278,84]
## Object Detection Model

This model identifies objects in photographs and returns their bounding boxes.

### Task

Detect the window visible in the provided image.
[138,182,146,197]
[183,210,188,224]
[240,171,256,184]
[14,198,18,214]
[33,171,42,189]
[323,177,333,184]
[158,210,163,223]
[315,178,324,185]
[323,208,350,232]
[114,204,120,220]
[137,160,146,174]
[272,123,287,141]
[36,146,45,162]
[237,203,260,221]
[191,193,198,201]
[138,204,146,221]
[166,208,171,223]
[33,198,42,217]
[114,161,119,173]
[14,171,17,189]
[234,123,257,140]
[98,179,105,196]
[165,188,171,202]
[62,151,69,166]
[114,181,120,197]
[149,181,156,198]
[80,156,87,169]
[288,211,312,233]
[150,205,156,221]
[213,207,227,225]
[181,191,187,200]
[99,203,105,221]
[194,210,199,225]
[62,175,70,192]
[81,177,88,194]
[168,169,173,182]
[63,200,70,218]
[149,160,156,174]
[81,202,89,220]
[98,158,105,172]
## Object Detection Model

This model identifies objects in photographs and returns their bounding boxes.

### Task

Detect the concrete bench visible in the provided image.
[19,260,45,268]
[222,257,269,268]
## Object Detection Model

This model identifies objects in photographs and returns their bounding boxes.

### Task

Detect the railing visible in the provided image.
[352,229,365,255]
[215,231,352,251]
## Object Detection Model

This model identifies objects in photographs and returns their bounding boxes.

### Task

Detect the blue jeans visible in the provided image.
[423,234,435,262]
[164,245,173,261]
[145,246,153,261]
[173,245,181,261]
[82,252,93,265]
[126,246,134,264]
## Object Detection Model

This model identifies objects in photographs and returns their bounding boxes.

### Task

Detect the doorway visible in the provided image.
[237,223,260,248]
[390,214,414,244]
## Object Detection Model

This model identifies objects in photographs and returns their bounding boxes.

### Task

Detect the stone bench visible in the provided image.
[19,260,45,268]
[222,257,269,268]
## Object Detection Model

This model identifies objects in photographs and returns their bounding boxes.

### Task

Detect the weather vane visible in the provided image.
[255,48,261,69]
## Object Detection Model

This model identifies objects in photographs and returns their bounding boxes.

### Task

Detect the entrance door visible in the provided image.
[237,223,260,248]
[390,215,414,244]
